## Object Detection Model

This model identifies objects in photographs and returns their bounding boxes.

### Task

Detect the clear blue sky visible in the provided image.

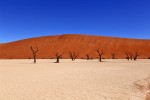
[0,0,150,43]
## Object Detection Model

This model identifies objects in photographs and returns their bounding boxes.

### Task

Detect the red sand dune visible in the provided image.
[0,34,150,59]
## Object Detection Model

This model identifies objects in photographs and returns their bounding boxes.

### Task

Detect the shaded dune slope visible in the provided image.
[0,34,150,59]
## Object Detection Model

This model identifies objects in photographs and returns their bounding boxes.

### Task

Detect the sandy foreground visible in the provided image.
[0,59,150,100]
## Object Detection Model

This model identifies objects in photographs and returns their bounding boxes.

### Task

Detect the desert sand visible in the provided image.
[0,59,150,100]
[0,34,150,59]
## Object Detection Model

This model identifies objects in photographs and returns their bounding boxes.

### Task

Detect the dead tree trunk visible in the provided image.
[96,48,104,62]
[133,50,140,60]
[31,45,39,63]
[125,50,140,61]
[111,53,116,59]
[125,52,132,61]
[125,52,130,61]
[130,54,133,60]
[86,54,90,60]
[55,53,62,63]
[68,51,78,61]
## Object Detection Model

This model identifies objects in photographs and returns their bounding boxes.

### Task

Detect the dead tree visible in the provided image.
[133,50,140,60]
[125,52,130,61]
[55,53,62,63]
[129,54,133,60]
[86,54,90,60]
[68,51,78,61]
[31,45,39,63]
[96,48,104,62]
[111,53,116,59]
[125,50,140,61]
[125,52,132,61]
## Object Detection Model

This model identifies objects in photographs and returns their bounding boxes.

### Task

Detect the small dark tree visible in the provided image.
[96,48,104,62]
[55,53,62,63]
[31,45,39,63]
[125,52,130,61]
[125,50,140,61]
[129,54,133,60]
[133,50,140,60]
[86,54,90,60]
[68,51,78,61]
[125,51,132,61]
[111,53,116,59]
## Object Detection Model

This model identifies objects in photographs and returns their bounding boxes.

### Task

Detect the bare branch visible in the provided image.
[111,53,116,59]
[68,51,78,61]
[55,52,62,63]
[133,50,140,60]
[31,45,39,63]
[96,48,104,62]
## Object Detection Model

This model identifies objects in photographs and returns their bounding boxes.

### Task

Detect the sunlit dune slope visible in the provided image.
[0,34,150,59]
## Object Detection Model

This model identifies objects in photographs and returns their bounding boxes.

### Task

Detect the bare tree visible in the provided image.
[125,50,140,61]
[96,48,104,62]
[129,53,133,60]
[68,51,78,61]
[125,52,130,61]
[111,53,116,59]
[133,50,140,60]
[125,51,132,61]
[31,45,39,63]
[55,53,62,63]
[86,54,90,60]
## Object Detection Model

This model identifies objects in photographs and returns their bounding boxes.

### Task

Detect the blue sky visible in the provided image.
[0,0,150,43]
